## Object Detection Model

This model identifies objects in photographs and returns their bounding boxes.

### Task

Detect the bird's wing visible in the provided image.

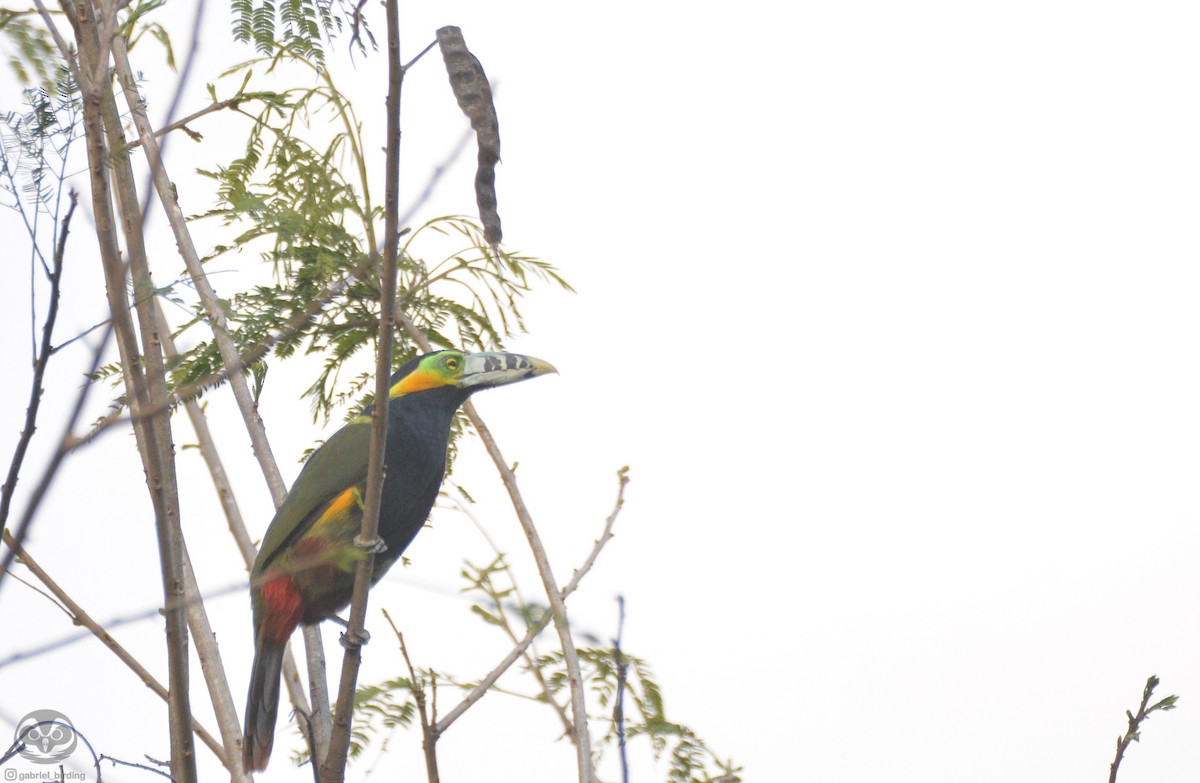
[251,417,372,575]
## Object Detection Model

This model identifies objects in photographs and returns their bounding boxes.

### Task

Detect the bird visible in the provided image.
[242,349,555,771]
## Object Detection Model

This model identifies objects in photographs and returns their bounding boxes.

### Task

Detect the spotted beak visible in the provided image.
[459,351,557,390]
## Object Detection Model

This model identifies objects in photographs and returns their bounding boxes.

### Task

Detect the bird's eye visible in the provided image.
[445,357,460,371]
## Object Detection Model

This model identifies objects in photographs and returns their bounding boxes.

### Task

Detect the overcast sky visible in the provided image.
[2,2,1200,782]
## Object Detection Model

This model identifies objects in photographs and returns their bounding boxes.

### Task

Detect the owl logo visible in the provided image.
[14,710,77,764]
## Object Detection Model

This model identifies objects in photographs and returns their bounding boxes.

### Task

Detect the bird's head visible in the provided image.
[388,350,557,401]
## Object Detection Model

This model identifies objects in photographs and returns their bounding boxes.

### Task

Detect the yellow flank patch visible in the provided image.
[390,369,447,398]
[318,487,360,524]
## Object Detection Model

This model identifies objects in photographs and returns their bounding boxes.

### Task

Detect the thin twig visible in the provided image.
[2,530,226,762]
[134,0,206,223]
[433,469,628,735]
[0,322,111,591]
[121,96,244,150]
[443,490,571,734]
[68,255,372,453]
[382,611,439,783]
[613,595,629,783]
[0,192,75,543]
[181,543,251,783]
[1109,675,1179,783]
[402,40,437,71]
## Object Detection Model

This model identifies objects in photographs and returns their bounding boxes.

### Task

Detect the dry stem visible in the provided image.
[2,530,225,762]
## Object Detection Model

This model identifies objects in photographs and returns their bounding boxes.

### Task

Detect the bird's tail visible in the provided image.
[243,634,285,772]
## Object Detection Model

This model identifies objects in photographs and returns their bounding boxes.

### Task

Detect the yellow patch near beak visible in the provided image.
[390,369,450,398]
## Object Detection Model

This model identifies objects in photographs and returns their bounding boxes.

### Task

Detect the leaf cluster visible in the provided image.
[347,676,418,760]
[545,647,741,783]
[168,62,569,424]
[1,75,79,218]
[0,9,58,87]
[231,0,374,61]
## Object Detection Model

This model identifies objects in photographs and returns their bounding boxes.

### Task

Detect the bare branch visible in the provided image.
[97,37,196,779]
[181,542,251,783]
[319,0,403,775]
[120,96,245,150]
[1,530,226,762]
[1110,675,1179,783]
[434,468,628,737]
[0,191,75,543]
[613,595,629,783]
[382,612,439,783]
[0,323,111,591]
[462,402,595,782]
[114,27,339,755]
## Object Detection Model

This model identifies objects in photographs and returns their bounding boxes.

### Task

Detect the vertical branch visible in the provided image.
[94,25,196,783]
[613,596,629,783]
[155,296,314,775]
[180,543,252,783]
[318,0,403,777]
[109,30,333,762]
[68,1,195,780]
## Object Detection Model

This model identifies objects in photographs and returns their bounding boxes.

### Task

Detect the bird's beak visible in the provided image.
[459,351,557,390]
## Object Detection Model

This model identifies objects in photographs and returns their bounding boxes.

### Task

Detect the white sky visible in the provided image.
[2,1,1200,782]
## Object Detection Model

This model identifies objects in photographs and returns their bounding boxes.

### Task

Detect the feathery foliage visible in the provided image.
[174,57,569,424]
[0,9,58,87]
[231,0,365,60]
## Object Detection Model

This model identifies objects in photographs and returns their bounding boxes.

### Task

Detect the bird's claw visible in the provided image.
[339,627,371,650]
[354,535,387,555]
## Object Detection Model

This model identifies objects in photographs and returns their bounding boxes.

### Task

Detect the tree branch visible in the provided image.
[0,322,111,591]
[1109,675,1179,783]
[110,30,335,760]
[0,191,75,544]
[433,468,627,736]
[382,612,439,783]
[120,96,245,150]
[462,401,595,781]
[1,530,226,762]
[97,35,195,780]
[155,295,315,769]
[319,0,403,775]
[181,543,251,783]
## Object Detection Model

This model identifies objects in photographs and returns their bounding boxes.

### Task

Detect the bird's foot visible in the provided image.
[354,534,388,555]
[340,627,371,650]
